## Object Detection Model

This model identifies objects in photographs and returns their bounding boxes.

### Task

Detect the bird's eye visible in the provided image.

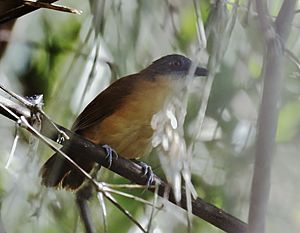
[169,60,181,67]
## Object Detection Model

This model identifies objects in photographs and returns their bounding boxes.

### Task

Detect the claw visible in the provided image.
[102,144,118,168]
[132,160,154,187]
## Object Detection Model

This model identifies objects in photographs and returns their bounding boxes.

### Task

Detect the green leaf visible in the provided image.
[276,101,300,142]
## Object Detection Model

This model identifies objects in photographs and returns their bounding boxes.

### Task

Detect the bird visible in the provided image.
[40,54,208,190]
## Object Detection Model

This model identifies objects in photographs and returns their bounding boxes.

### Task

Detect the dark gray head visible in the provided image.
[145,54,208,77]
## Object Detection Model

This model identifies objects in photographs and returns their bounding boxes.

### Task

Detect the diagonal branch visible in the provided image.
[0,93,247,233]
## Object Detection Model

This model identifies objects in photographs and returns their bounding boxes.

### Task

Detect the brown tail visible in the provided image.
[40,150,94,190]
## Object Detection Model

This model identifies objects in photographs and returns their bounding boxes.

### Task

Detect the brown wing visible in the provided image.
[71,73,140,133]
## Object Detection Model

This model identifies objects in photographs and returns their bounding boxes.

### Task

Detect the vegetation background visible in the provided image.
[0,0,300,232]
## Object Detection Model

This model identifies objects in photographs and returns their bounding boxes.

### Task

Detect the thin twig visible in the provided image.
[23,0,82,15]
[243,0,252,26]
[285,48,300,72]
[5,125,19,169]
[0,85,69,140]
[50,26,93,109]
[0,102,21,121]
[102,185,163,209]
[77,39,101,113]
[97,192,108,233]
[192,0,207,49]
[0,84,33,107]
[0,0,78,24]
[147,184,159,232]
[104,184,155,189]
[103,191,147,233]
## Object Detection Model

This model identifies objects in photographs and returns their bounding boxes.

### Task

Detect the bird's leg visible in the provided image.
[102,144,118,168]
[131,160,154,187]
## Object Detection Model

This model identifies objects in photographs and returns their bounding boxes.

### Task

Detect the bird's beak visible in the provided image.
[194,67,209,76]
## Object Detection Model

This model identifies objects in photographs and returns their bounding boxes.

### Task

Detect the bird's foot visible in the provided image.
[132,160,154,187]
[102,144,118,168]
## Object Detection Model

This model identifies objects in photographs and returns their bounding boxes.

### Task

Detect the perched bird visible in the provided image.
[40,54,208,189]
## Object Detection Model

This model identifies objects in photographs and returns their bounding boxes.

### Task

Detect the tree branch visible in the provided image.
[248,1,297,233]
[0,94,247,233]
[0,0,81,24]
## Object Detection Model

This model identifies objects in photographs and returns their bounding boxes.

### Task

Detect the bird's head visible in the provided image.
[144,54,208,78]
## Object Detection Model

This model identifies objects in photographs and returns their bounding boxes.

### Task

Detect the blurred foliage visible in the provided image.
[0,0,300,233]
[276,101,300,142]
[19,17,81,99]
